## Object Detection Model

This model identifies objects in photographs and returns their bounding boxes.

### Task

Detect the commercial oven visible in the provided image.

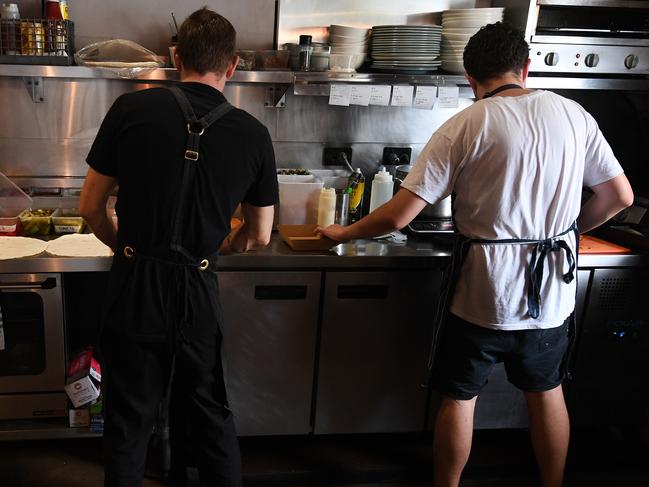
[0,273,67,419]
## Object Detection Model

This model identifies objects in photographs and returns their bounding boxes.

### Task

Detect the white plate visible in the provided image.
[371,44,440,49]
[372,56,439,61]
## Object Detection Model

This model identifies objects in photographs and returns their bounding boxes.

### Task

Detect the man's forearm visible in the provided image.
[220,223,267,254]
[341,205,401,241]
[578,173,634,234]
[86,210,117,251]
[577,194,626,234]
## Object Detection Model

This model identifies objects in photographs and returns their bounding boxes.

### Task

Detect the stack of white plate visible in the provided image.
[440,8,504,73]
[328,25,369,71]
[369,24,442,72]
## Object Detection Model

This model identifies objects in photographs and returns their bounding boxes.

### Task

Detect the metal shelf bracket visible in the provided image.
[24,76,45,103]
[265,85,288,108]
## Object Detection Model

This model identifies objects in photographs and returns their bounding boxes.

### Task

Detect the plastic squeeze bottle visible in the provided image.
[369,167,394,213]
[317,188,336,227]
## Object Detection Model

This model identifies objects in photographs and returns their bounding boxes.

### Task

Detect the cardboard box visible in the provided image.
[69,408,90,428]
[67,348,101,383]
[65,348,101,408]
[65,376,100,409]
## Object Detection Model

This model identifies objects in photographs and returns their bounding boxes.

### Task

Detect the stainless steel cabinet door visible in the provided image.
[314,271,441,434]
[219,271,321,436]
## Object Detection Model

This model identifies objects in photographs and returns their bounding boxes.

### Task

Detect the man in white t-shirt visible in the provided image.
[319,22,633,487]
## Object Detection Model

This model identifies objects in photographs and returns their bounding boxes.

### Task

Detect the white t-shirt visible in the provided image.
[402,90,623,330]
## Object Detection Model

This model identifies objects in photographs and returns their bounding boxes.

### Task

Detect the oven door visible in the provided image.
[0,273,65,394]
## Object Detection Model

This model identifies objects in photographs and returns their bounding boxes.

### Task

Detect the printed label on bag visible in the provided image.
[0,224,17,233]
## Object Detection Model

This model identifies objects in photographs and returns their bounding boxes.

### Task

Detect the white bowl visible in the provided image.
[443,19,492,28]
[329,25,369,38]
[329,53,366,72]
[441,60,465,73]
[330,33,369,43]
[442,27,481,34]
[444,8,504,14]
[331,46,368,54]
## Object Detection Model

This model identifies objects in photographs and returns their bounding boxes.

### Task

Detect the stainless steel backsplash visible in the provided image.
[0,77,472,181]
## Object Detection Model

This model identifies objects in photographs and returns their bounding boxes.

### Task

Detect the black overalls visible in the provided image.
[427,84,579,385]
[101,87,242,487]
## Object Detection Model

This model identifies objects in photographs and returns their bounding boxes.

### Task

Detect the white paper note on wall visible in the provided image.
[369,85,392,106]
[438,86,460,108]
[350,85,371,106]
[390,85,414,107]
[413,86,437,109]
[329,84,352,106]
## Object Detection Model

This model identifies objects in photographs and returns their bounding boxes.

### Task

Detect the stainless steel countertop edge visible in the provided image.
[0,235,645,273]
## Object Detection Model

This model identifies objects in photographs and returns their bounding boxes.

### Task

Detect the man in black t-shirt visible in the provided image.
[80,8,278,487]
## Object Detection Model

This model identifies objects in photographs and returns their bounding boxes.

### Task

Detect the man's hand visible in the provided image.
[316,224,349,242]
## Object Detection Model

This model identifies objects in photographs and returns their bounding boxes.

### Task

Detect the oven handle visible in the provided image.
[0,277,57,290]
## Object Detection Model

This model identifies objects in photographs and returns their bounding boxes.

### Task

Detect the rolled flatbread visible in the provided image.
[46,234,113,257]
[0,236,48,259]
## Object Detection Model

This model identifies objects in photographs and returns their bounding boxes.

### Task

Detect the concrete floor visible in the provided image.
[0,429,647,486]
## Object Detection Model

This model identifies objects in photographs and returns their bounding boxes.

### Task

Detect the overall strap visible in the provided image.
[168,86,234,162]
[482,83,522,99]
[167,86,234,257]
[470,222,578,319]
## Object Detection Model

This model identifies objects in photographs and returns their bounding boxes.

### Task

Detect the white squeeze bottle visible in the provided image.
[317,188,336,227]
[369,167,394,213]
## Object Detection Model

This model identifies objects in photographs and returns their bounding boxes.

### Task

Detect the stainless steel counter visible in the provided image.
[0,234,646,273]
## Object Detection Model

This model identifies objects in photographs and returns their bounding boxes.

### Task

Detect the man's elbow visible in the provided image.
[250,229,272,248]
[618,188,634,210]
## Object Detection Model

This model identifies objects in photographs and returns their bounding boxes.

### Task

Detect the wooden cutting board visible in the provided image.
[579,235,630,254]
[277,224,337,251]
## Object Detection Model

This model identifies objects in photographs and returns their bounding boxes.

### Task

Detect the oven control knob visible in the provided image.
[584,53,599,68]
[544,52,559,66]
[625,54,639,69]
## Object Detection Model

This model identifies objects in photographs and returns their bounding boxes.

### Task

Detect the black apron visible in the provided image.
[425,84,580,385]
[101,87,242,487]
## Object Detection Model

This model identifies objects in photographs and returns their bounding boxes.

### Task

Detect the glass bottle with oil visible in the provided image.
[347,168,365,224]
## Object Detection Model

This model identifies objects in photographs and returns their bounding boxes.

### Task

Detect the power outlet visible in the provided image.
[323,147,353,166]
[382,147,412,165]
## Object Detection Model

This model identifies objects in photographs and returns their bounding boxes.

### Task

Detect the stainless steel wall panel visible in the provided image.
[275,91,472,144]
[0,78,276,178]
[18,0,274,53]
[0,138,91,177]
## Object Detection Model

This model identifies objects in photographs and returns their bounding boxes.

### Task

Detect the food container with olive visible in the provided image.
[52,208,85,234]
[19,209,55,236]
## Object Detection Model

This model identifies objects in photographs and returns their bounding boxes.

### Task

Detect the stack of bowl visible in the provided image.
[440,8,504,73]
[328,24,369,72]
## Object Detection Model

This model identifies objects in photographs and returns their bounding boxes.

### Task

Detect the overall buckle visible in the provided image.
[184,150,199,161]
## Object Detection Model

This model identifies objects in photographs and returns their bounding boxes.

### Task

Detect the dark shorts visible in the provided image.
[431,313,571,400]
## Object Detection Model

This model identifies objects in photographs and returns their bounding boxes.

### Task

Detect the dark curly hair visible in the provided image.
[463,22,529,83]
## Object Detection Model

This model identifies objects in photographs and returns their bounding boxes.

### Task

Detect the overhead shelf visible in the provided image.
[1,64,648,91]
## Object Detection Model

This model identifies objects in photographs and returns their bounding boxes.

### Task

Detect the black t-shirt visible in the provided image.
[86,82,278,257]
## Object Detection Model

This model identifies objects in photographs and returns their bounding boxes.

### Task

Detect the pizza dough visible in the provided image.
[46,234,113,257]
[0,236,48,259]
